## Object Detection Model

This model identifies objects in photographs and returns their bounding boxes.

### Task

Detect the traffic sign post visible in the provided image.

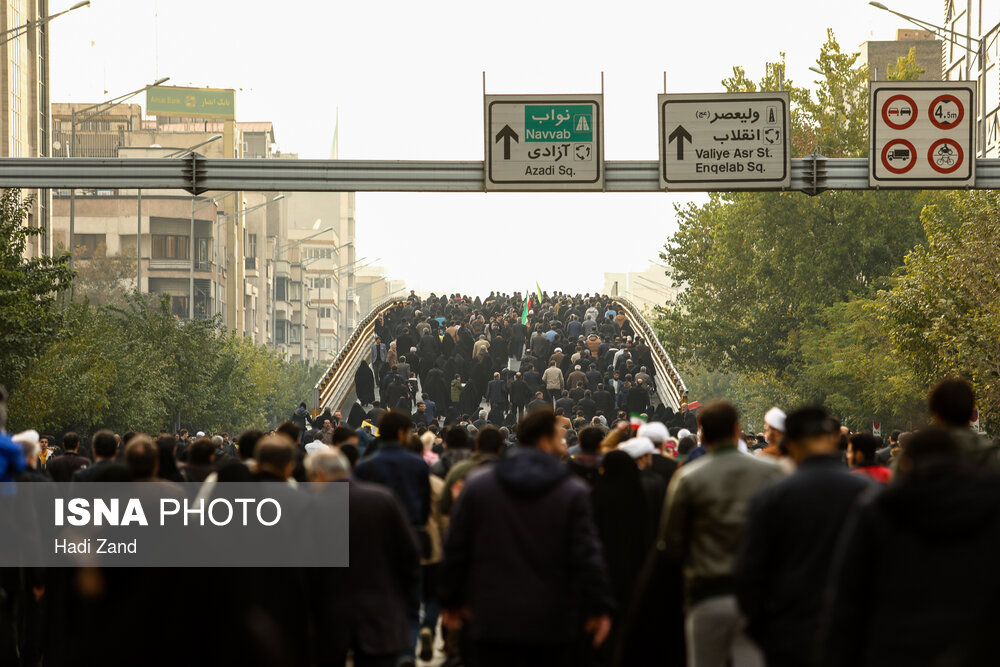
[658,92,791,191]
[484,94,603,191]
[870,81,975,187]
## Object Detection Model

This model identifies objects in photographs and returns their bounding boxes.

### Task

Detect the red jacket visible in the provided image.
[853,465,892,484]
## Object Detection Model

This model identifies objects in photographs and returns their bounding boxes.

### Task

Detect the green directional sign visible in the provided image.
[484,94,604,191]
[524,105,594,142]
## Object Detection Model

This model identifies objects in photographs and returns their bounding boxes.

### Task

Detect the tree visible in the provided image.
[0,189,73,391]
[7,291,326,437]
[887,47,925,82]
[72,241,136,307]
[797,299,926,429]
[7,302,171,435]
[880,190,1000,432]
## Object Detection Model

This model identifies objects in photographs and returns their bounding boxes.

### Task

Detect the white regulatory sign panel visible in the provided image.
[658,92,791,191]
[870,81,975,187]
[485,94,603,191]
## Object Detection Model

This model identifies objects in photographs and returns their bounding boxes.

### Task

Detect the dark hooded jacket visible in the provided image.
[819,464,1000,667]
[292,404,310,440]
[439,446,614,645]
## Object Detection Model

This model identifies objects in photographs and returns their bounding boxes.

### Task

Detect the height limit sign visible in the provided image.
[870,81,975,187]
[485,94,603,191]
[659,92,790,191]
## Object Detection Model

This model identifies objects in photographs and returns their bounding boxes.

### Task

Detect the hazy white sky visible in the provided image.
[50,0,943,296]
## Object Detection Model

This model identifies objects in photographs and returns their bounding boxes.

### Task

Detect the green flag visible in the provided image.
[521,293,533,325]
[536,282,543,303]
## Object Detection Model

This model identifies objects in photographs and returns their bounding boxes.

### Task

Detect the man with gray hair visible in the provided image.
[305,448,351,482]
[309,443,420,666]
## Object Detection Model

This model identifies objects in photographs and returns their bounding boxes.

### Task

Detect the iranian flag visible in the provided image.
[630,412,646,431]
[521,293,533,325]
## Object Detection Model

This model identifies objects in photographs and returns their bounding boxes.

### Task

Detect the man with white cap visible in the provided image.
[756,407,795,473]
[638,421,679,485]
[620,436,657,470]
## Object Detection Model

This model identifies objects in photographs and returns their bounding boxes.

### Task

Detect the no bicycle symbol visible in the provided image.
[928,138,964,174]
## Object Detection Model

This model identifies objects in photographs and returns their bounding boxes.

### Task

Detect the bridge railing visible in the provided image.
[312,295,408,416]
[613,297,688,410]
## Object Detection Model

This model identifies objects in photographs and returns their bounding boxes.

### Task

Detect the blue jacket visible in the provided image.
[0,433,25,482]
[353,442,430,527]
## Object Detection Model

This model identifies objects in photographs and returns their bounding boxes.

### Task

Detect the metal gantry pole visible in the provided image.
[69,111,76,272]
[271,241,278,350]
[136,188,142,291]
[189,198,195,319]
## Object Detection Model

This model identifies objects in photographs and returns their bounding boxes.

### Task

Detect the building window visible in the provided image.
[74,233,106,256]
[247,233,257,259]
[151,234,190,260]
[311,276,333,289]
[169,295,189,319]
[275,276,289,302]
[304,246,335,260]
[319,307,333,319]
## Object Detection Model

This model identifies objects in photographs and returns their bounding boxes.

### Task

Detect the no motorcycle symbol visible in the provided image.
[928,138,964,174]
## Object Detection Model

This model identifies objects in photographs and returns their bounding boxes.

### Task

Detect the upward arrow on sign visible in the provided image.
[495,125,519,160]
[668,125,692,160]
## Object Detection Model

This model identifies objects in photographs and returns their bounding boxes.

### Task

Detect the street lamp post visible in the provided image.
[868,2,997,156]
[68,76,169,273]
[0,1,89,47]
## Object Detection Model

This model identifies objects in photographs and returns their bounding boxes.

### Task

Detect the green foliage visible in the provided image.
[71,241,137,307]
[797,30,871,158]
[0,189,74,390]
[797,299,926,429]
[880,190,1000,432]
[887,47,926,82]
[8,293,324,437]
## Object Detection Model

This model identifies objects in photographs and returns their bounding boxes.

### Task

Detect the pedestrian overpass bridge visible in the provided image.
[312,295,687,419]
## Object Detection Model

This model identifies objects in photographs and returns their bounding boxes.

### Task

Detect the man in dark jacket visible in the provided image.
[555,390,576,415]
[309,449,420,667]
[47,432,89,482]
[819,426,1000,667]
[592,384,614,417]
[509,372,532,421]
[354,411,431,529]
[735,406,870,667]
[522,364,542,395]
[440,409,614,666]
[72,430,124,482]
[486,372,509,423]
[625,380,650,416]
[291,402,310,442]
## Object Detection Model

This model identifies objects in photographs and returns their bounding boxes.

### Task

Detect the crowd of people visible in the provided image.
[1,292,999,667]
